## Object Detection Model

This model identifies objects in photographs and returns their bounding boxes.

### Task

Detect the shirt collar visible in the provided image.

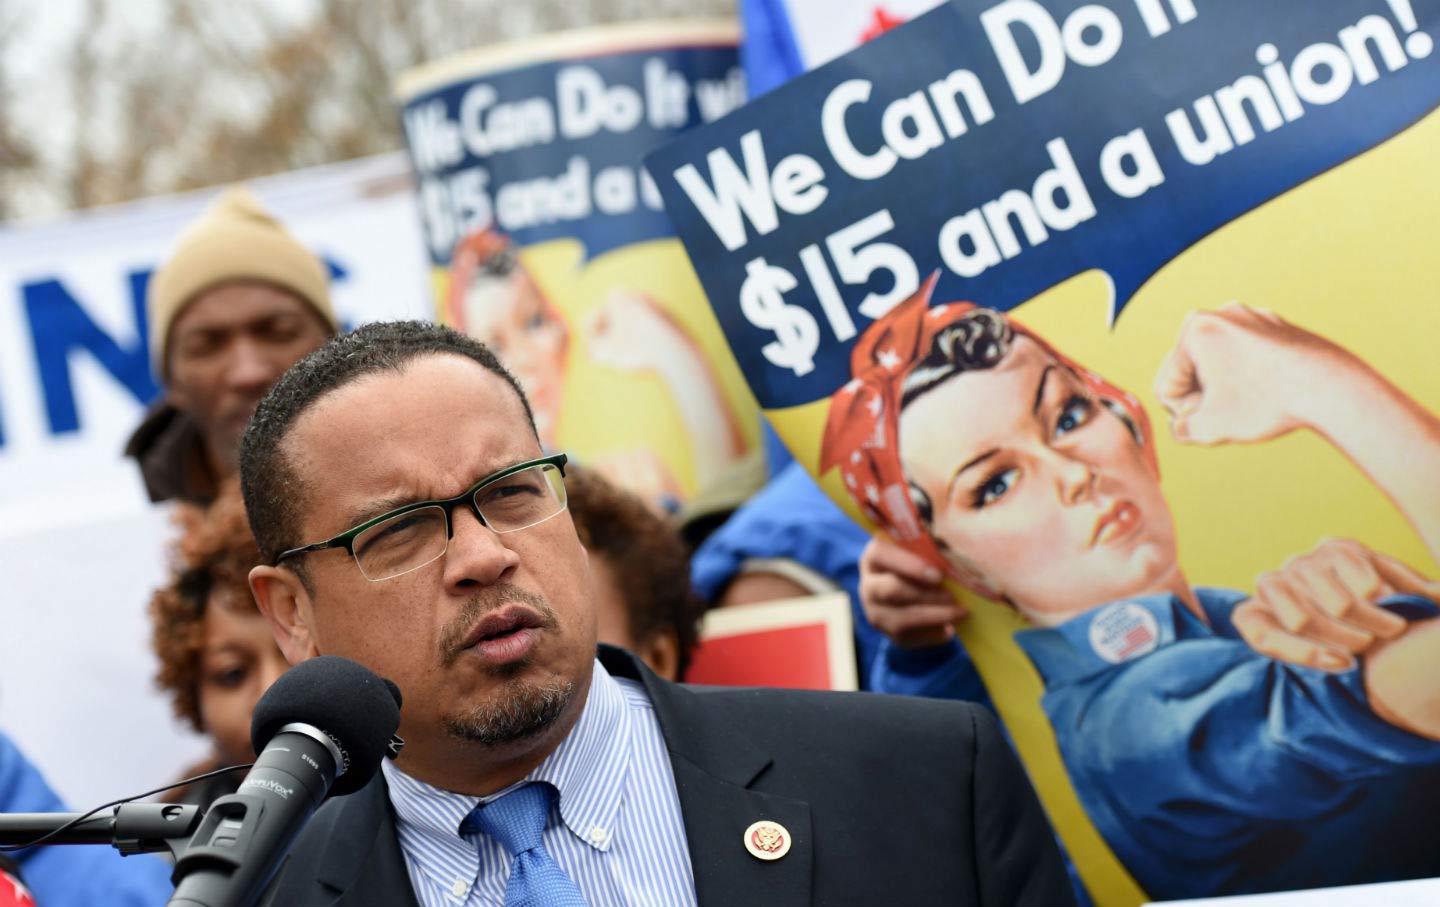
[1014,588,1247,688]
[529,657,631,851]
[382,658,633,853]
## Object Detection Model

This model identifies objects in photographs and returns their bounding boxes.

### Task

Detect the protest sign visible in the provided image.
[397,22,760,511]
[648,1,1440,902]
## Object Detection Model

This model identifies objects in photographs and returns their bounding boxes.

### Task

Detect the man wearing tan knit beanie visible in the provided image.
[124,186,337,504]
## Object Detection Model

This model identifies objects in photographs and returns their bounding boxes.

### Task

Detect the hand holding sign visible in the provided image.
[858,536,968,648]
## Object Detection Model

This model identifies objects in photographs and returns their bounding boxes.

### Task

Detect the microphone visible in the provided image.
[167,656,402,907]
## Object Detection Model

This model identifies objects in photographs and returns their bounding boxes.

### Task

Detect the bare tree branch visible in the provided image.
[6,0,737,220]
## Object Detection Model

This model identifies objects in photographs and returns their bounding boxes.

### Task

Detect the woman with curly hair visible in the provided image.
[149,480,289,807]
[563,464,707,681]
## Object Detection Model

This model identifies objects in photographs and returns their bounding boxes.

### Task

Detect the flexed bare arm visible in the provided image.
[585,289,747,490]
[1156,304,1440,739]
[1154,303,1440,564]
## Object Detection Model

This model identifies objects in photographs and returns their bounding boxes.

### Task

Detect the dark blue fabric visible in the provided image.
[463,783,585,907]
[0,730,174,907]
[688,464,1091,900]
[1015,589,1440,899]
[870,638,991,707]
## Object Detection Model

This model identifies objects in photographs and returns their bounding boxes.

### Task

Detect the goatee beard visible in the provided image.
[442,675,575,747]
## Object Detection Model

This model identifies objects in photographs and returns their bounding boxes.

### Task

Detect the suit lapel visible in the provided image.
[599,646,813,907]
[315,773,421,907]
[668,753,814,906]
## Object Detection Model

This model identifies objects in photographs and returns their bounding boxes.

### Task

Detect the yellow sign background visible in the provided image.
[772,107,1440,907]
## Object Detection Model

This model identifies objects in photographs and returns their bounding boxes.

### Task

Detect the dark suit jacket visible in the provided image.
[261,646,1073,906]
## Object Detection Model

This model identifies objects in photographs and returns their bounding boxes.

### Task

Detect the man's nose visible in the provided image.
[224,337,285,392]
[442,504,520,590]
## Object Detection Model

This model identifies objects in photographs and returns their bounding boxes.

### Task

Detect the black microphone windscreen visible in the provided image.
[250,655,403,796]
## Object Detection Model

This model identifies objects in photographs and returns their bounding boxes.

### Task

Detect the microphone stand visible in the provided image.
[0,804,204,860]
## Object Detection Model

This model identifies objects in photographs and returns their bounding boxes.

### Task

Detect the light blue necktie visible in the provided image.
[464,782,588,907]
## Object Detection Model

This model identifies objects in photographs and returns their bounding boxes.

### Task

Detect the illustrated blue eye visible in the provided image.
[1055,396,1095,438]
[973,467,1019,508]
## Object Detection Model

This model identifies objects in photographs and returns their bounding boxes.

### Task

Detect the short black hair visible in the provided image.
[239,320,535,569]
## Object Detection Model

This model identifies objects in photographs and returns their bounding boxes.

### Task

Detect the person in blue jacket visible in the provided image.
[0,730,174,906]
[829,283,1440,899]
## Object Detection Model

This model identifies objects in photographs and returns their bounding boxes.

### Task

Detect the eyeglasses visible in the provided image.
[276,454,568,582]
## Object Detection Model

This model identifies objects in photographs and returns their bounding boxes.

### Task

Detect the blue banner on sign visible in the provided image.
[647,0,1440,409]
[401,44,743,264]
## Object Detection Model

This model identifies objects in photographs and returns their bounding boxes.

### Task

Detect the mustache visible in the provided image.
[437,583,557,667]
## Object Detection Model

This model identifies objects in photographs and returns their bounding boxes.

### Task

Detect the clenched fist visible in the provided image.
[1154,303,1358,445]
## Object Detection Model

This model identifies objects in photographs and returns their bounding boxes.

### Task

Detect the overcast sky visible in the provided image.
[5,0,312,222]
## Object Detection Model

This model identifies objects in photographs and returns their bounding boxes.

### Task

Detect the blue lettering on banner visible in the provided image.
[22,274,160,436]
[4,255,350,449]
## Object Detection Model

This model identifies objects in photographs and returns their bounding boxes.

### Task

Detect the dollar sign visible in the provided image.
[738,256,820,377]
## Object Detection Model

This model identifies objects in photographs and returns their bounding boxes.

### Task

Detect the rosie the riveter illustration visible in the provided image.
[447,227,747,507]
[821,275,1440,899]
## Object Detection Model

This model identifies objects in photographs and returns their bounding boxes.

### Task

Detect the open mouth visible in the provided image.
[477,623,526,644]
[468,606,545,642]
[460,606,547,665]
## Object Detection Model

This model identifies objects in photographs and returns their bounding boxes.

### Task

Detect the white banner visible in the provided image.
[0,153,432,807]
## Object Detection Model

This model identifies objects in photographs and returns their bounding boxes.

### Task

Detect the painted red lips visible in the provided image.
[1091,500,1141,547]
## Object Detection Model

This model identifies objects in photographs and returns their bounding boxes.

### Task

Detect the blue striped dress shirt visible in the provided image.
[381,660,698,907]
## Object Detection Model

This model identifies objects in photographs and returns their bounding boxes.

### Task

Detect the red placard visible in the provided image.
[683,593,857,690]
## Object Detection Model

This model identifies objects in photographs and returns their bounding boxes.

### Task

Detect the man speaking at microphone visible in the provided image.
[240,321,1070,907]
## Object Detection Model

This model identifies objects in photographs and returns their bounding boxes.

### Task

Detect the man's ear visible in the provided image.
[250,564,320,665]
